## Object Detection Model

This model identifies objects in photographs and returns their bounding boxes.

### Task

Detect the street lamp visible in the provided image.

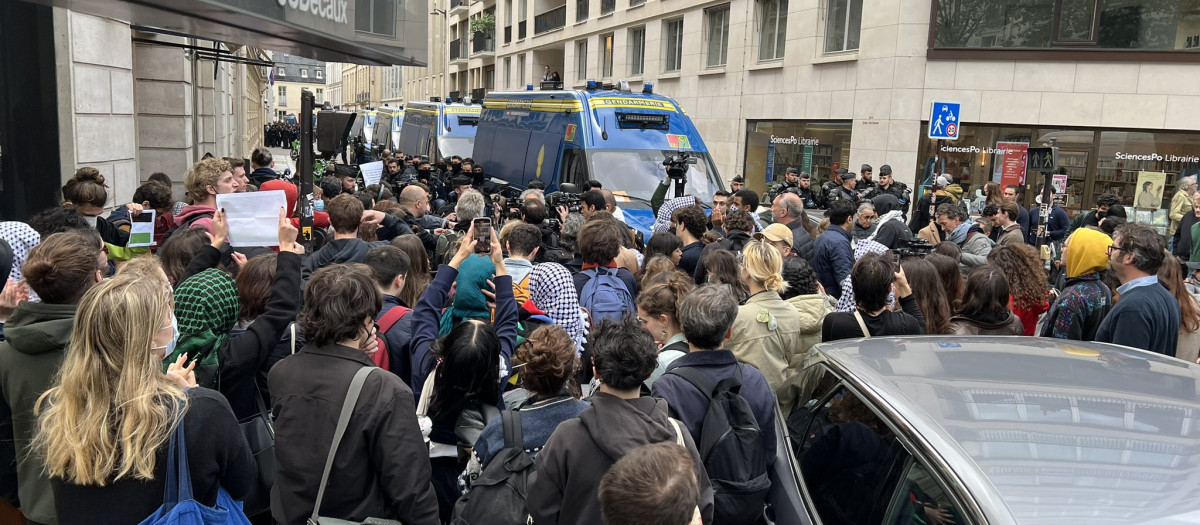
[431,7,449,101]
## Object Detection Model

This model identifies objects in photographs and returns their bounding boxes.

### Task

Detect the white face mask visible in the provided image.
[82,215,99,228]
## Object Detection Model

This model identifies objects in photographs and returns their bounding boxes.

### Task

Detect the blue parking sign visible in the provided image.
[928,101,961,140]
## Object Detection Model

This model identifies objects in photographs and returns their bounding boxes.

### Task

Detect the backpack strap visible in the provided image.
[311,367,375,523]
[501,409,523,451]
[667,366,720,400]
[668,418,684,446]
[379,305,412,333]
[289,322,297,355]
[853,311,872,337]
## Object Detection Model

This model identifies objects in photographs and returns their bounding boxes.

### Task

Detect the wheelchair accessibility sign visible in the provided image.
[928,101,961,140]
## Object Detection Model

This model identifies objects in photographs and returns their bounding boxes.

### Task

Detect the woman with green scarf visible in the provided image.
[169,209,304,421]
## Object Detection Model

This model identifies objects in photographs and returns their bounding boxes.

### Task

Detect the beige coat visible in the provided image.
[725,291,805,397]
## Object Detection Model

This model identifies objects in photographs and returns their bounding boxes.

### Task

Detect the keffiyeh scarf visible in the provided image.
[653,196,696,234]
[172,268,241,368]
[531,263,586,353]
[836,240,896,312]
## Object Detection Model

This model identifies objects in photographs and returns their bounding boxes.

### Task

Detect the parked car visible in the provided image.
[774,336,1200,525]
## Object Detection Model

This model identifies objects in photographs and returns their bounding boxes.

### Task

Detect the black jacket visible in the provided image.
[52,388,255,524]
[821,295,926,341]
[249,167,282,187]
[269,344,440,525]
[527,394,714,525]
[693,230,752,285]
[679,241,704,275]
[1175,212,1200,261]
[787,221,815,261]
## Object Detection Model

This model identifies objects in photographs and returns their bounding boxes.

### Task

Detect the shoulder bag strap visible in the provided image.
[853,311,872,337]
[666,366,718,400]
[668,418,684,447]
[500,409,523,450]
[289,322,297,355]
[310,366,376,522]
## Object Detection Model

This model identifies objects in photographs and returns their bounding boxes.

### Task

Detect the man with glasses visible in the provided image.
[1096,223,1181,356]
[852,202,878,243]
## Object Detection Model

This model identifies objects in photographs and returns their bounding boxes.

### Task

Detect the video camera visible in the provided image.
[547,191,582,214]
[663,152,697,182]
[894,237,934,259]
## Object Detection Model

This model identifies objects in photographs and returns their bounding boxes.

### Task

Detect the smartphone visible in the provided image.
[473,218,492,254]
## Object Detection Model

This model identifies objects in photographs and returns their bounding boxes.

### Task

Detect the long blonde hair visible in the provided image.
[742,239,788,293]
[34,274,185,485]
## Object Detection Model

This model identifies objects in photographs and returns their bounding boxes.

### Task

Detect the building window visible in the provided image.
[601,33,614,77]
[824,0,863,53]
[316,88,324,103]
[705,5,731,67]
[745,120,854,185]
[519,53,527,86]
[505,56,512,88]
[629,26,645,76]
[301,69,309,78]
[663,18,684,72]
[356,0,396,37]
[276,66,285,77]
[935,0,1200,51]
[759,0,788,61]
[316,69,324,79]
[278,86,286,97]
[576,39,588,80]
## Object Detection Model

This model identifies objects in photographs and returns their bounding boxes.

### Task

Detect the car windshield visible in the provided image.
[438,137,475,158]
[586,149,722,204]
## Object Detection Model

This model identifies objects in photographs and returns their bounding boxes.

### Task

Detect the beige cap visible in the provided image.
[754,223,794,248]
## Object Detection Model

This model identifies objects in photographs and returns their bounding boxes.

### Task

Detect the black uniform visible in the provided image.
[865,183,911,213]
[825,185,859,207]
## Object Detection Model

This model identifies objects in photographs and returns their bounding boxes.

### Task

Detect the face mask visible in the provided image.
[83,214,99,228]
[419,168,432,178]
[314,200,326,212]
[155,313,179,358]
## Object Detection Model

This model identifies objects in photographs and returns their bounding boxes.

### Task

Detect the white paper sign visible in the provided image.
[360,161,384,187]
[215,190,287,247]
[128,209,156,247]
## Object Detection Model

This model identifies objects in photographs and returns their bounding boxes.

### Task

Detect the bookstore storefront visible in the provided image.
[744,120,854,194]
[917,123,1200,219]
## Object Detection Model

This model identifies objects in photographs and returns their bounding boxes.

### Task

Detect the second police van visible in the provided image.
[398,101,482,161]
[471,82,724,234]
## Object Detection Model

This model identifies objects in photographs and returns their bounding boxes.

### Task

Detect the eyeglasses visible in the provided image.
[1106,245,1122,256]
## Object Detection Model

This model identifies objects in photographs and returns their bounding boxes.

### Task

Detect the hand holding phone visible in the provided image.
[473,218,492,254]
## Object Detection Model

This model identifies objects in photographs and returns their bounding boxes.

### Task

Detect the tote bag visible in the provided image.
[138,416,252,525]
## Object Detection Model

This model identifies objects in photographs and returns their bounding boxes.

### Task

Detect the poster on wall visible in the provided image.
[766,143,776,183]
[1135,171,1167,210]
[996,142,1029,189]
[1052,174,1068,195]
[801,144,814,176]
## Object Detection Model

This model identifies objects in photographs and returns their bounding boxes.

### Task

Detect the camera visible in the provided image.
[663,152,698,182]
[894,237,933,259]
[547,191,582,214]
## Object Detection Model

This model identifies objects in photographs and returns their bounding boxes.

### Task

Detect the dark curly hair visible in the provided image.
[671,205,708,239]
[780,256,819,299]
[515,325,578,396]
[723,209,755,234]
[987,244,1047,312]
[299,265,381,347]
[591,315,658,391]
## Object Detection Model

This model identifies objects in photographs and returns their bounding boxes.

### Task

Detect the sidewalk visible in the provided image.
[267,147,296,175]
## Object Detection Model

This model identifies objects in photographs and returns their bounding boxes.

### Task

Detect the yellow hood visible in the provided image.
[1066,228,1111,278]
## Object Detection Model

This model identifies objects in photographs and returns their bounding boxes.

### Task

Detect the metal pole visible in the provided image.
[299,89,315,247]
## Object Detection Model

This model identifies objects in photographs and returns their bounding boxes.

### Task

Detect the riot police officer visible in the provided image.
[826,171,859,207]
[764,167,802,204]
[863,164,911,213]
[797,172,824,209]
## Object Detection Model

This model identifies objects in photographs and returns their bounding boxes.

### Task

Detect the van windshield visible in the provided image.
[586,149,722,204]
[438,137,475,158]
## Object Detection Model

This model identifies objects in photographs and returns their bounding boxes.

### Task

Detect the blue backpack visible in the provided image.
[579,267,634,327]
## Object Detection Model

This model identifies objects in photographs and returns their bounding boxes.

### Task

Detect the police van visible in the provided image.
[369,106,404,151]
[398,101,481,160]
[472,83,724,234]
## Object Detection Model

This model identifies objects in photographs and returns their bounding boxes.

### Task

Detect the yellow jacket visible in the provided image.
[1170,189,1192,235]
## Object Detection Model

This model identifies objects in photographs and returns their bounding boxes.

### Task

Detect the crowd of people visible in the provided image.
[0,147,1194,525]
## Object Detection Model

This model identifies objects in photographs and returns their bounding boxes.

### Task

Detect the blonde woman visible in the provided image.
[725,239,804,398]
[33,274,255,523]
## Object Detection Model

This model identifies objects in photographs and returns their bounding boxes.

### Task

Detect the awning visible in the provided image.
[20,0,427,66]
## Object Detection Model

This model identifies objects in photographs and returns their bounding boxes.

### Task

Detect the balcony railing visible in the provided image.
[518,20,526,39]
[576,0,588,21]
[449,38,463,61]
[472,31,495,54]
[504,25,512,43]
[534,5,566,34]
[600,0,614,14]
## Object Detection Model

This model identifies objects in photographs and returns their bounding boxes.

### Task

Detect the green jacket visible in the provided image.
[0,302,76,524]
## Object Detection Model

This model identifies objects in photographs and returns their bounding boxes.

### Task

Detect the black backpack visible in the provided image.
[667,365,771,523]
[451,410,534,525]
